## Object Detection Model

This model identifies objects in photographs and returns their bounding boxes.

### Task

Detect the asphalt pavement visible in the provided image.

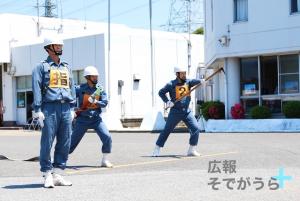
[0,130,299,201]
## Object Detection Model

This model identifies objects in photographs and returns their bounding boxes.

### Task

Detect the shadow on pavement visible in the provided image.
[141,155,185,159]
[66,165,100,170]
[3,183,43,189]
[0,155,39,162]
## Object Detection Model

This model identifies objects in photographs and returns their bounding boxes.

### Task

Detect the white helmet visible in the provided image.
[174,66,187,73]
[43,35,64,47]
[83,66,99,77]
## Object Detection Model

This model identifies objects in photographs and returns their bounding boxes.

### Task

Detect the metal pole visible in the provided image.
[149,0,156,107]
[107,0,111,102]
[37,0,40,36]
[187,0,192,75]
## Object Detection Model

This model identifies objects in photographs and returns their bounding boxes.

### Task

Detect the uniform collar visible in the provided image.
[83,83,96,90]
[174,78,186,85]
[46,56,61,66]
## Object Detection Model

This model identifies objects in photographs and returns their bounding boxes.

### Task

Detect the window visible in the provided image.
[240,54,300,116]
[242,98,258,114]
[16,76,32,90]
[279,55,299,94]
[262,99,281,114]
[260,56,278,95]
[17,92,25,108]
[291,0,300,13]
[234,0,248,22]
[240,58,258,96]
[72,70,85,85]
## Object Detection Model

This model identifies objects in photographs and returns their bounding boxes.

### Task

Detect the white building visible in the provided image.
[203,0,300,118]
[0,13,204,130]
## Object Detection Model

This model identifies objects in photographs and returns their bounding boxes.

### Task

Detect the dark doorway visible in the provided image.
[26,91,33,120]
[0,65,3,126]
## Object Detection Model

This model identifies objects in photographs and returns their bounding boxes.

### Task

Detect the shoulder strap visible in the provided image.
[41,61,50,95]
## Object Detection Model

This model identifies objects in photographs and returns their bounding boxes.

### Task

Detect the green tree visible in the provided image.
[192,27,204,35]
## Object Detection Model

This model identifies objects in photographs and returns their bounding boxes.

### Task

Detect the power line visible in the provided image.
[0,0,18,8]
[98,0,161,21]
[63,0,106,17]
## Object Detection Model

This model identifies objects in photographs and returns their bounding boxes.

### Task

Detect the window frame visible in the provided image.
[290,0,300,14]
[233,0,248,22]
[240,54,300,116]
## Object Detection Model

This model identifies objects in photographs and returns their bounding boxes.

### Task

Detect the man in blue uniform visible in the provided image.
[32,35,76,188]
[152,66,202,157]
[69,66,113,168]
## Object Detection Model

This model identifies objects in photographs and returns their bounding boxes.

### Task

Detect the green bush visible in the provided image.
[250,105,271,119]
[200,101,225,120]
[283,101,300,118]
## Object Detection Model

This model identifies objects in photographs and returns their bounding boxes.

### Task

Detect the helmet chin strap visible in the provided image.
[87,76,98,86]
[51,45,63,56]
[46,45,62,56]
[176,75,186,83]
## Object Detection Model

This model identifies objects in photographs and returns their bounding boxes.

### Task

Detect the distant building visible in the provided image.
[203,0,300,118]
[0,13,204,130]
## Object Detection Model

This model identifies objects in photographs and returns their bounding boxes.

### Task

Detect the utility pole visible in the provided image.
[149,0,156,107]
[186,0,192,74]
[107,0,111,101]
[36,0,41,36]
[165,0,203,74]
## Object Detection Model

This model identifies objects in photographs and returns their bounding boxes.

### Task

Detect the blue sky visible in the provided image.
[0,0,203,31]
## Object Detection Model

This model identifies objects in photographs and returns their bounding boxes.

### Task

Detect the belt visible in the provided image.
[44,100,68,104]
[54,100,67,103]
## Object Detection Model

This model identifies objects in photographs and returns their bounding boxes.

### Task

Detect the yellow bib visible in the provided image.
[49,67,70,88]
[175,84,190,99]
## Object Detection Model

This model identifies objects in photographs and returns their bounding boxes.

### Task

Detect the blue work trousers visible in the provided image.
[40,102,72,172]
[69,116,112,154]
[156,108,200,147]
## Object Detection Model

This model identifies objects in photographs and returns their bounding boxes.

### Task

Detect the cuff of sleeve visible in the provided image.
[34,107,41,113]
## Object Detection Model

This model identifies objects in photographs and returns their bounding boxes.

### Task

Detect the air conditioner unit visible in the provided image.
[218,35,230,46]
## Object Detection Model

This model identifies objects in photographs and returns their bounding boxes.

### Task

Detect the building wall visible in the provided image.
[205,0,300,66]
[9,31,203,126]
[204,0,300,118]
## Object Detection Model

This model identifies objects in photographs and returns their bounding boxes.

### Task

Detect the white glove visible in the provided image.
[71,111,76,121]
[88,96,98,104]
[33,111,45,128]
[166,100,174,108]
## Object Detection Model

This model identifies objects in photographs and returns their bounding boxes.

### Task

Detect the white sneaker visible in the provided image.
[101,154,114,168]
[152,145,161,157]
[101,159,114,168]
[43,172,54,188]
[187,145,200,157]
[52,173,72,186]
